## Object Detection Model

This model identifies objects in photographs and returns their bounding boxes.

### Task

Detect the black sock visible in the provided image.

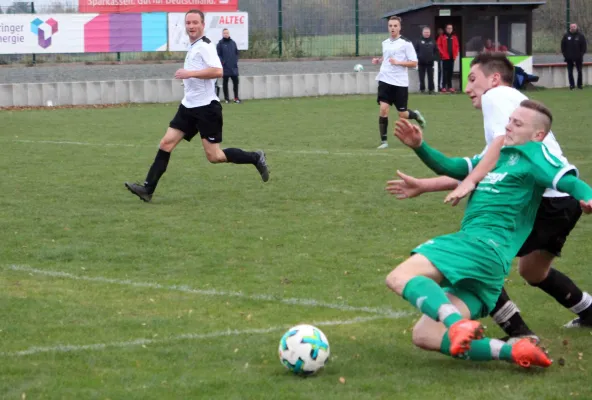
[144,149,170,193]
[533,268,592,318]
[379,116,388,142]
[222,148,259,165]
[407,110,418,120]
[489,287,533,337]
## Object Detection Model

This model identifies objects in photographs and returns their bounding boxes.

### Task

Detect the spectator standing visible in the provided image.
[437,24,460,93]
[561,23,587,90]
[415,26,438,94]
[216,28,241,103]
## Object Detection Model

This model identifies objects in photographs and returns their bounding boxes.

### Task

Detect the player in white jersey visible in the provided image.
[125,10,269,202]
[386,52,592,340]
[371,16,426,149]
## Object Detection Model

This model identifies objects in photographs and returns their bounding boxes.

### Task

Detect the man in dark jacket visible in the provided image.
[561,23,587,90]
[216,28,241,103]
[415,26,438,94]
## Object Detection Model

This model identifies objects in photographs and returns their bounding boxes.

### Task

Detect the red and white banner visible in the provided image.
[79,0,238,14]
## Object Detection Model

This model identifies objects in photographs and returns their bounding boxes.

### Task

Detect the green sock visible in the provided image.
[402,276,463,327]
[440,332,513,361]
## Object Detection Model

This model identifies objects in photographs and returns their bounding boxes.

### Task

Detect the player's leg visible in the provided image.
[488,287,538,344]
[124,105,191,202]
[518,197,592,327]
[198,101,269,182]
[394,86,426,129]
[376,81,391,149]
[385,253,483,355]
[413,290,551,368]
[231,75,240,102]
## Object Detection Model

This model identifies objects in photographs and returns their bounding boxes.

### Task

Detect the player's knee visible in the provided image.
[204,148,226,163]
[519,264,548,285]
[385,269,407,295]
[159,138,177,152]
[398,111,407,119]
[411,322,439,350]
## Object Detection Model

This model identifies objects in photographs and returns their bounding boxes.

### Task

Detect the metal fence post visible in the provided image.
[355,0,359,57]
[278,0,283,57]
[31,2,36,65]
[566,0,570,31]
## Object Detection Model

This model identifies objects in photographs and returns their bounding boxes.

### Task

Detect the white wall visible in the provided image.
[0,65,589,107]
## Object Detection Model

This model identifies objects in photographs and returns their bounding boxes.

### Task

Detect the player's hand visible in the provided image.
[444,179,475,206]
[394,119,423,149]
[581,199,592,214]
[388,58,398,65]
[174,69,192,79]
[385,170,425,199]
[372,57,380,65]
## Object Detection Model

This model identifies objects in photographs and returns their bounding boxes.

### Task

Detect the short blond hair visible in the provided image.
[520,99,553,133]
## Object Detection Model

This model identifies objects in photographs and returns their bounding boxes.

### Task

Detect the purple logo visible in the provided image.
[31,18,58,49]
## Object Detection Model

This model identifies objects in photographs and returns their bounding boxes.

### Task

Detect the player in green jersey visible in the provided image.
[384,100,592,368]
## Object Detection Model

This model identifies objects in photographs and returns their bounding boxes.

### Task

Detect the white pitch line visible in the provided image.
[1,315,395,357]
[8,265,406,318]
[9,139,414,157]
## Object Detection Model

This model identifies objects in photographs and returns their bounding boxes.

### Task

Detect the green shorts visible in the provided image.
[411,231,509,317]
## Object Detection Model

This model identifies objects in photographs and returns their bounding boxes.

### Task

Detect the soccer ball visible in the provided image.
[353,63,364,72]
[278,324,330,376]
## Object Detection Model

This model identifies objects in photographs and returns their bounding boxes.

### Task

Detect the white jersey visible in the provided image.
[181,36,222,108]
[375,36,417,87]
[481,85,569,198]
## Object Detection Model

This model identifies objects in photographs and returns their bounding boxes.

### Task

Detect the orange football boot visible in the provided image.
[511,338,552,368]
[448,319,484,356]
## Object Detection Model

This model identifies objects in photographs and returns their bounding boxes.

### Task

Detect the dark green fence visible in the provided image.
[0,0,588,65]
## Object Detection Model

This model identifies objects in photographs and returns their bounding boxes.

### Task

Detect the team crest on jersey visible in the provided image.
[506,153,520,166]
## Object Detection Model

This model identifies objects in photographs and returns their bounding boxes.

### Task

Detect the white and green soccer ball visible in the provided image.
[278,324,330,376]
[353,63,364,72]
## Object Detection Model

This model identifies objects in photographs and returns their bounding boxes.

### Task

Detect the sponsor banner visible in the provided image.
[0,13,167,54]
[79,0,238,14]
[168,11,247,51]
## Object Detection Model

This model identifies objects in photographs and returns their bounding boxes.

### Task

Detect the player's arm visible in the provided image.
[386,172,459,200]
[413,141,476,180]
[177,44,224,79]
[444,94,508,205]
[532,147,592,213]
[394,42,418,68]
[393,119,476,181]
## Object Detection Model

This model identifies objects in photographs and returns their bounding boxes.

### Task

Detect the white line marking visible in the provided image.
[8,265,405,317]
[9,139,413,157]
[1,315,396,357]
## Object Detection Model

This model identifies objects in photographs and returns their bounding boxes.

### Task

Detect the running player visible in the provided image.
[385,101,592,367]
[372,15,426,149]
[386,52,592,342]
[125,9,269,203]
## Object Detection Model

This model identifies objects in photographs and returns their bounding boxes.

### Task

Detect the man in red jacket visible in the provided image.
[437,24,460,93]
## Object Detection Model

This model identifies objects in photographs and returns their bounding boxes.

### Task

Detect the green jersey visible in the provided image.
[414,140,590,267]
[461,142,576,265]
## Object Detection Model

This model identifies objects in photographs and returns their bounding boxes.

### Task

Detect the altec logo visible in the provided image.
[31,18,59,49]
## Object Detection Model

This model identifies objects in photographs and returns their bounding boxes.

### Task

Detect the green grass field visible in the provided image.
[1,89,591,399]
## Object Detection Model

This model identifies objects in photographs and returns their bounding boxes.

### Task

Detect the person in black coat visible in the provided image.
[561,23,588,90]
[216,28,241,103]
[414,26,438,94]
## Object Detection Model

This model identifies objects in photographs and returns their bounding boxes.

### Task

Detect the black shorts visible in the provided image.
[377,81,408,111]
[169,101,223,143]
[517,196,582,257]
